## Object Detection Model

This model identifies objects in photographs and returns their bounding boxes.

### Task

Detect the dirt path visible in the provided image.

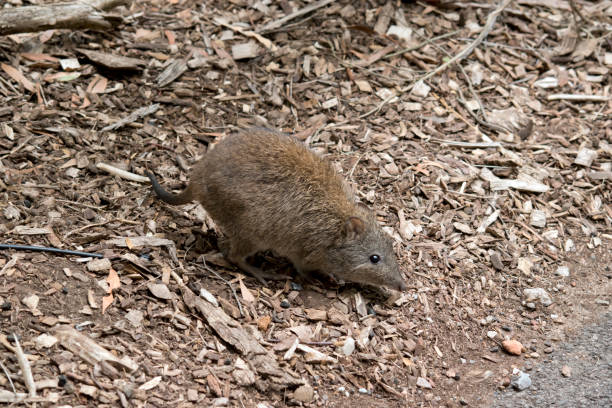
[493,312,612,408]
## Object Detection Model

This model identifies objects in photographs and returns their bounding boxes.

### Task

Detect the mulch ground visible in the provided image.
[0,0,611,407]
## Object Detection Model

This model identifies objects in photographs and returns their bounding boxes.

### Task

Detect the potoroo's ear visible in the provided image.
[341,216,365,241]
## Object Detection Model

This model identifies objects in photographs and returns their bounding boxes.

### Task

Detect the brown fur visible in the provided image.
[146,128,405,291]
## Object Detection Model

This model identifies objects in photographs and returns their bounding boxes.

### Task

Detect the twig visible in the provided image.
[12,335,36,398]
[213,18,277,51]
[257,0,334,33]
[568,0,589,25]
[431,139,502,148]
[0,360,16,394]
[96,162,149,182]
[0,244,103,259]
[201,262,244,318]
[401,0,512,92]
[384,30,461,60]
[547,94,611,102]
[100,103,160,132]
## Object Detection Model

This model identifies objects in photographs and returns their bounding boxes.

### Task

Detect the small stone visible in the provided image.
[445,369,457,379]
[86,258,111,272]
[487,330,498,339]
[544,346,554,354]
[412,80,431,98]
[561,365,571,377]
[257,315,271,332]
[22,294,39,310]
[293,384,314,402]
[511,369,531,391]
[502,339,524,355]
[290,282,303,291]
[280,299,290,309]
[523,288,553,306]
[79,384,98,397]
[34,333,58,348]
[358,387,369,394]
[416,377,432,389]
[490,346,499,353]
[556,266,570,277]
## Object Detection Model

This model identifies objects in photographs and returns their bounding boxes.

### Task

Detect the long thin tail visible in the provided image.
[145,171,194,205]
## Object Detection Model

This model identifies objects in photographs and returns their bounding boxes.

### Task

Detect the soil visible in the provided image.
[0,0,611,407]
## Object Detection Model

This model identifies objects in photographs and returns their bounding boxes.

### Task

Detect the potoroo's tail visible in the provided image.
[145,171,194,205]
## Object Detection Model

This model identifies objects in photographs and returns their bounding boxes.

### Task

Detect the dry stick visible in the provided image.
[257,0,334,33]
[0,360,16,394]
[12,335,36,398]
[362,0,511,120]
[412,28,507,134]
[547,94,611,102]
[0,0,128,35]
[96,162,149,183]
[403,0,512,94]
[568,0,590,25]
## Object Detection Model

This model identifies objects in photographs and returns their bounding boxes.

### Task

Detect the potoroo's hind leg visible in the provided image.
[225,237,290,284]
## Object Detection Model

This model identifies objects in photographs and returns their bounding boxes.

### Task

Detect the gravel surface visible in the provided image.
[493,312,612,408]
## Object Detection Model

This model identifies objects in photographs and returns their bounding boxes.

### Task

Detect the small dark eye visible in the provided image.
[370,255,381,264]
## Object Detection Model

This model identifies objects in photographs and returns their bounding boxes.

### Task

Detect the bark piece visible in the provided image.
[0,0,128,36]
[77,48,145,70]
[182,287,266,355]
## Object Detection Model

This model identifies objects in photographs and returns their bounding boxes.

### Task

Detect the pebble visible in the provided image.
[280,299,290,309]
[290,282,303,291]
[595,299,610,306]
[523,287,553,306]
[556,266,570,277]
[416,377,432,389]
[561,365,571,377]
[511,369,532,391]
[86,258,112,272]
[502,339,524,355]
[487,330,498,339]
[293,384,314,402]
[358,387,369,394]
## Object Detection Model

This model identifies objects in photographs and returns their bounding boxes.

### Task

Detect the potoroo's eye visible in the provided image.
[370,254,381,264]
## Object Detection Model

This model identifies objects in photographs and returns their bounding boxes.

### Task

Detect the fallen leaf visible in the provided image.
[1,63,35,92]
